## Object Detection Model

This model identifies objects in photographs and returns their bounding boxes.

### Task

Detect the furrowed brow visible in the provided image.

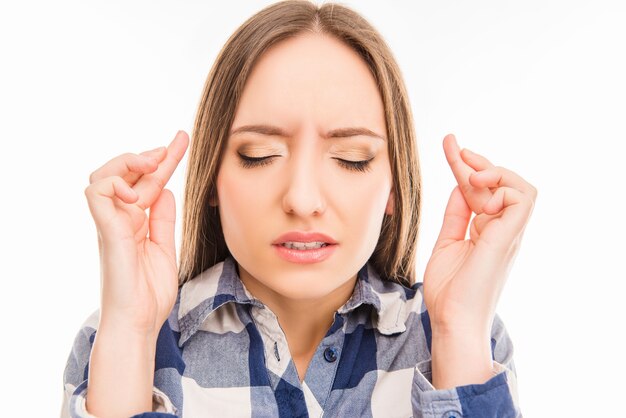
[230,124,385,141]
[326,127,386,141]
[230,124,287,137]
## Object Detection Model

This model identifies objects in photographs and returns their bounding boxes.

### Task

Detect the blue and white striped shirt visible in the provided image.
[62,256,521,417]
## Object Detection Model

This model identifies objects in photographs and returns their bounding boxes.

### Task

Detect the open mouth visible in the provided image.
[279,242,331,250]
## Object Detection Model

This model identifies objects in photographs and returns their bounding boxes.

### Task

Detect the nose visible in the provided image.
[281,148,326,218]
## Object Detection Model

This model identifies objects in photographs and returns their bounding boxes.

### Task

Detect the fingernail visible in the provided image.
[149,146,166,153]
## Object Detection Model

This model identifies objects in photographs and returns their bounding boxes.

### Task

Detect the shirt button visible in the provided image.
[441,410,462,418]
[323,346,339,363]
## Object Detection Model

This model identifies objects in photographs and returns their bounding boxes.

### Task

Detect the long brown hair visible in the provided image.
[179,0,420,287]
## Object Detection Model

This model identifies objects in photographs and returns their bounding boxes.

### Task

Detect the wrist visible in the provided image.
[99,310,162,342]
[88,323,158,416]
[96,321,159,353]
[431,314,492,337]
[430,330,494,390]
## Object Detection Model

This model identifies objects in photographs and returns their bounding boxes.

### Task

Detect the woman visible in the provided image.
[62,1,535,416]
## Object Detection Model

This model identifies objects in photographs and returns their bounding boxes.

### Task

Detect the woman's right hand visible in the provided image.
[84,130,189,338]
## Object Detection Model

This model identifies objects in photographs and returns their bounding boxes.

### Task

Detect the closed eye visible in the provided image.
[237,153,374,173]
[237,153,277,169]
[332,157,374,173]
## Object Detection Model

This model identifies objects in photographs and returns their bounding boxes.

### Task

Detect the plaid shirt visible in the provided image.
[62,256,521,417]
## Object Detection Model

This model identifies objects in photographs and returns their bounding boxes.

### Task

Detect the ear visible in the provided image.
[209,189,219,207]
[385,188,394,215]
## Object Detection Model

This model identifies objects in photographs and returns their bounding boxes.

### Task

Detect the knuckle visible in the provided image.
[110,175,123,185]
[494,165,509,176]
[523,193,535,215]
[153,175,166,190]
[460,183,473,194]
[84,181,101,199]
[120,153,137,168]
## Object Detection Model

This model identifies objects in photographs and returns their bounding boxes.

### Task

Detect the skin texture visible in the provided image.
[84,131,189,416]
[81,31,536,416]
[215,33,393,380]
[426,135,536,388]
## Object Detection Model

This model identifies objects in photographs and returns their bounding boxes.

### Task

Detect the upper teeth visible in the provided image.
[281,241,328,250]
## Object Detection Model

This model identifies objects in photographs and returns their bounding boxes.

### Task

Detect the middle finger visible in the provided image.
[443,133,492,203]
[470,166,537,198]
[132,130,189,210]
[89,147,166,185]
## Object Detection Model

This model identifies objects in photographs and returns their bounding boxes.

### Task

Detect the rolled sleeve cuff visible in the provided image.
[411,360,521,418]
[68,380,178,418]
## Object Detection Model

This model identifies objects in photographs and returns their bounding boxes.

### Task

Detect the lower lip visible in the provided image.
[273,244,338,264]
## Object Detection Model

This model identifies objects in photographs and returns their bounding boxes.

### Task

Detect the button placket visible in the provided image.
[250,305,291,384]
[323,346,339,363]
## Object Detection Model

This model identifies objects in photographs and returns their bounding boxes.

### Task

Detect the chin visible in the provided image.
[235,252,361,303]
[267,273,346,300]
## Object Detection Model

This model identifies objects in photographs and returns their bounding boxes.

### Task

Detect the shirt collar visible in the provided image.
[338,262,417,335]
[177,256,416,346]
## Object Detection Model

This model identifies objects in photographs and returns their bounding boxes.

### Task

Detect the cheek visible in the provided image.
[216,166,266,239]
[331,173,391,235]
[219,163,263,208]
[333,166,391,209]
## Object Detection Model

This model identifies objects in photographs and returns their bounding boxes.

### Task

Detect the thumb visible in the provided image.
[148,188,177,260]
[432,186,472,253]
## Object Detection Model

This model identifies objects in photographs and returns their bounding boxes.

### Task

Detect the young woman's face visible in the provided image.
[216,33,393,303]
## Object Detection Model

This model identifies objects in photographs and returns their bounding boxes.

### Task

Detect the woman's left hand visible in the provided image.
[423,133,537,335]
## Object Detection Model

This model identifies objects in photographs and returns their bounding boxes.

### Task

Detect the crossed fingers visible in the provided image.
[87,131,189,211]
[440,134,537,250]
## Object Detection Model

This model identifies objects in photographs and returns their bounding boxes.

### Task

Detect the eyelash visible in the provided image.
[237,153,373,173]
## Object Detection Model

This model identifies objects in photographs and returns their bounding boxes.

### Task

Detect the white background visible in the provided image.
[1,1,624,416]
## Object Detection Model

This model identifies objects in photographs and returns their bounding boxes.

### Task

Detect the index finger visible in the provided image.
[88,147,165,185]
[133,130,190,210]
[443,134,491,197]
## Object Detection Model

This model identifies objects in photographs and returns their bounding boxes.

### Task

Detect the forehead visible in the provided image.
[232,32,385,133]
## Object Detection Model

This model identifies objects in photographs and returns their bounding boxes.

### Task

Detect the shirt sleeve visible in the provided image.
[410,312,521,418]
[60,309,179,418]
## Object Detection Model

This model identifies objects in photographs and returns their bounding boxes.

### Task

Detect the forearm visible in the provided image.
[86,322,157,417]
[431,329,494,390]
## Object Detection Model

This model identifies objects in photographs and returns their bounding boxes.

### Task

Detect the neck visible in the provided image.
[238,266,357,380]
[270,294,345,358]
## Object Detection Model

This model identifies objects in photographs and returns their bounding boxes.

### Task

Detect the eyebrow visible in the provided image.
[229,124,386,141]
